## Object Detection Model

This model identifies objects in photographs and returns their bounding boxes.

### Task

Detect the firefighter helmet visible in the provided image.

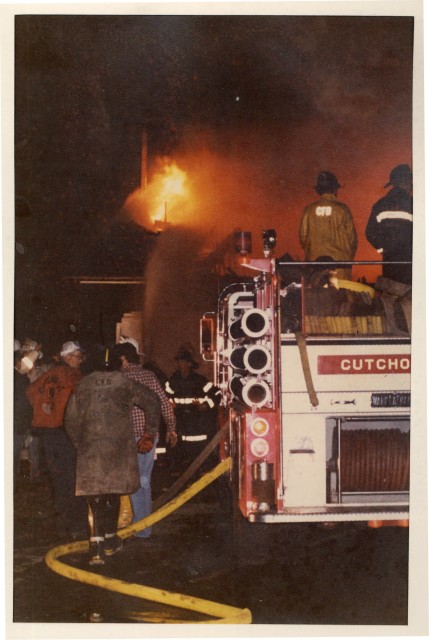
[174,347,199,368]
[315,171,342,194]
[384,164,412,188]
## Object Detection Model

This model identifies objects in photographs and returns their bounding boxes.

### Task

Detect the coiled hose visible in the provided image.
[45,456,252,624]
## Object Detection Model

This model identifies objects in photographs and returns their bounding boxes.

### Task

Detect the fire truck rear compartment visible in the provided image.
[263,414,410,524]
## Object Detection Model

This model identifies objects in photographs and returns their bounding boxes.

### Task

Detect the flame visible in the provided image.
[122,160,191,232]
[149,162,189,226]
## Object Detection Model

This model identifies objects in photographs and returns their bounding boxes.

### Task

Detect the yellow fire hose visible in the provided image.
[45,456,252,624]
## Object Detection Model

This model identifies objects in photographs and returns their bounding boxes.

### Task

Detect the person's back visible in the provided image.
[300,193,357,262]
[299,171,357,279]
[65,346,161,564]
[67,365,161,495]
[24,341,87,539]
[70,370,139,494]
[365,164,413,285]
[26,361,81,427]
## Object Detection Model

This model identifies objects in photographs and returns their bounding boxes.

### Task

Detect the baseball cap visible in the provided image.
[20,337,43,360]
[21,338,39,352]
[60,341,83,357]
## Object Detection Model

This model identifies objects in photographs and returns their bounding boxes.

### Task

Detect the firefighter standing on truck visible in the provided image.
[365,163,413,285]
[299,171,358,280]
[165,347,221,475]
[365,164,413,334]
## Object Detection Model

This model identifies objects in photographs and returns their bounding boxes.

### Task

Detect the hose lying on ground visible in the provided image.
[45,455,252,624]
[153,421,229,509]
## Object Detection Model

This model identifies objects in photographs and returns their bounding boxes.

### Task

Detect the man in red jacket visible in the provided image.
[26,341,87,539]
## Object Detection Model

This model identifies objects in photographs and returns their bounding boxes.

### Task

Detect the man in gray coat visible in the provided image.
[65,346,161,566]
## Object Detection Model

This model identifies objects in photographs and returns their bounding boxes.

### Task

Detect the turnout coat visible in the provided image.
[299,192,358,263]
[165,370,221,437]
[65,371,161,496]
[365,186,413,284]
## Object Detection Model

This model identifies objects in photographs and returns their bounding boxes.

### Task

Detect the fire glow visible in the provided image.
[149,162,189,227]
[122,160,191,232]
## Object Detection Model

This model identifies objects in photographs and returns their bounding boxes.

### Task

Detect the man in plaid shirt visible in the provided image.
[114,340,177,538]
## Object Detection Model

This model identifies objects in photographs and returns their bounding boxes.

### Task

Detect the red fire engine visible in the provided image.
[200,232,410,525]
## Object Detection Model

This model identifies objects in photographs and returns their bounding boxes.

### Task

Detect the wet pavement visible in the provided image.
[13,458,409,626]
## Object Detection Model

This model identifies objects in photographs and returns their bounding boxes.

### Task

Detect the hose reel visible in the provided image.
[340,428,410,493]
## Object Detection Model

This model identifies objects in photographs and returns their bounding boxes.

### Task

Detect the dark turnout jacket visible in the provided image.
[365,186,413,284]
[65,371,161,496]
[165,370,221,437]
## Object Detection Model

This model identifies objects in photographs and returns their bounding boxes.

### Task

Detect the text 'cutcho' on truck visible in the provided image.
[200,230,411,526]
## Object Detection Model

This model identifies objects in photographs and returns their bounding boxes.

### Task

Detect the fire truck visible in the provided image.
[200,231,411,525]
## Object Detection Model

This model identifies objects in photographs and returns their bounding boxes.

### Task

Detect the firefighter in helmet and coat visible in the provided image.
[365,163,413,286]
[165,347,221,473]
[365,163,413,334]
[299,171,358,280]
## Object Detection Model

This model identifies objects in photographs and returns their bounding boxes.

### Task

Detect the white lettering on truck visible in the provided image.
[324,355,411,374]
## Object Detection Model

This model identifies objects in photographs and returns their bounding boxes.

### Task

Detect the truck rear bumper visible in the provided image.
[248,505,409,523]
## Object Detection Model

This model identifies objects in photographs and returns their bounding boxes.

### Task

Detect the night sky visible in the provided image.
[14,13,414,365]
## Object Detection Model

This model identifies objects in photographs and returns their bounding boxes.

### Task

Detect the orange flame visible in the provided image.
[122,160,190,232]
[148,162,189,227]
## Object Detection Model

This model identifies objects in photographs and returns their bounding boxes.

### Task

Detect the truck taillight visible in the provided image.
[250,438,270,457]
[250,417,269,436]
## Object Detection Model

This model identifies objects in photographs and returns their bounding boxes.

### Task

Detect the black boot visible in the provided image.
[89,538,105,566]
[104,534,123,556]
[103,494,122,556]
